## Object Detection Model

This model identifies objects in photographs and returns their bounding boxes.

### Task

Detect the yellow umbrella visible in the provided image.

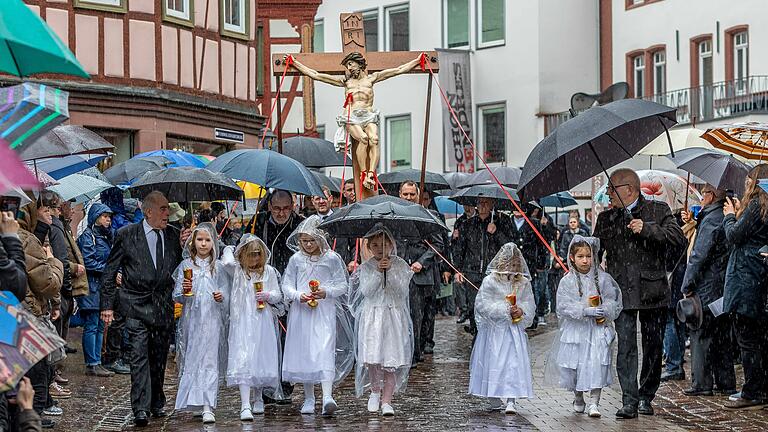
[236,180,266,199]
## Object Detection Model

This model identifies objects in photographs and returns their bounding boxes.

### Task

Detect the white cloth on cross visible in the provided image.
[333,108,381,154]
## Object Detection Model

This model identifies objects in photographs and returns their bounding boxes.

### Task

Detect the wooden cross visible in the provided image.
[273,12,439,201]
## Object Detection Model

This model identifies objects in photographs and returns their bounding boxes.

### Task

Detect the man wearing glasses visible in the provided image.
[593,168,686,420]
[245,190,305,275]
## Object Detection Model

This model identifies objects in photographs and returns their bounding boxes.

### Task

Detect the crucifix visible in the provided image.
[273,12,439,201]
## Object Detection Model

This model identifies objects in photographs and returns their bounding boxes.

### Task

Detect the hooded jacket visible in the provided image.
[76,203,113,311]
[60,215,89,297]
[18,201,64,317]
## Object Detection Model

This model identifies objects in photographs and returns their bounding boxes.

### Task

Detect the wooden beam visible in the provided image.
[271,51,439,76]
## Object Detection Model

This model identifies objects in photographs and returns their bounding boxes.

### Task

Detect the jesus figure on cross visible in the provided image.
[287,51,425,191]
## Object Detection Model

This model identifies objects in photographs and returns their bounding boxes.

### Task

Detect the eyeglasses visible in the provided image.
[606,183,631,192]
[702,190,715,196]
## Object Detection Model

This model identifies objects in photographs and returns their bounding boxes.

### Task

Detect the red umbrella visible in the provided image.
[0,139,40,194]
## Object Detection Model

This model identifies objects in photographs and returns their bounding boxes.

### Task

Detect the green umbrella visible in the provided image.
[0,0,89,78]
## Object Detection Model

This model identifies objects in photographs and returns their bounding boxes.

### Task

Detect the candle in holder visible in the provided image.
[254,281,265,310]
[589,295,605,324]
[307,279,320,308]
[506,293,523,323]
[182,268,194,296]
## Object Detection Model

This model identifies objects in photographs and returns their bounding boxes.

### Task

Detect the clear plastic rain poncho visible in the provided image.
[349,224,414,398]
[468,242,536,399]
[172,222,231,410]
[543,235,623,391]
[281,215,355,385]
[220,234,285,397]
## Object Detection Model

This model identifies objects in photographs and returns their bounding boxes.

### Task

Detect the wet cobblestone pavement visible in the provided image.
[52,315,768,431]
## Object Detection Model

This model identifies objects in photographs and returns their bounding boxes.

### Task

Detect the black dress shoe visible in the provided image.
[64,345,77,354]
[683,388,714,396]
[660,371,686,382]
[41,419,56,429]
[134,411,149,427]
[456,313,468,324]
[638,400,654,415]
[615,405,638,419]
[423,346,434,355]
[151,408,167,418]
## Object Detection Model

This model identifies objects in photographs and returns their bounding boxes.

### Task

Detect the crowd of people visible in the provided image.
[1,163,767,430]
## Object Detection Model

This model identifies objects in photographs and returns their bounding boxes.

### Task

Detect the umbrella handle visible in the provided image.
[684,172,691,211]
[588,141,629,213]
[659,117,675,158]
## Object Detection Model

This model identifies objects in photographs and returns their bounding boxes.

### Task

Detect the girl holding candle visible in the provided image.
[220,234,284,421]
[350,225,414,416]
[281,215,352,416]
[469,242,535,414]
[172,223,228,424]
[545,236,623,418]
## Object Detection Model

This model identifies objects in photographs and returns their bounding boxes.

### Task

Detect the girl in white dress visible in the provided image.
[350,225,413,416]
[172,223,229,424]
[469,242,535,415]
[281,215,352,416]
[545,235,622,418]
[221,234,284,421]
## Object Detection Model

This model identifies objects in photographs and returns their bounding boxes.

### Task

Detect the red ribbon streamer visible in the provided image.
[260,55,294,148]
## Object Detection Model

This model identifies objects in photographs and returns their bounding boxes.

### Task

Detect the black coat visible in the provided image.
[246,212,305,275]
[723,199,768,319]
[454,212,511,277]
[594,196,686,310]
[681,202,730,306]
[509,216,542,270]
[100,222,182,327]
[0,235,27,300]
[396,211,444,288]
[48,218,71,295]
[558,228,588,261]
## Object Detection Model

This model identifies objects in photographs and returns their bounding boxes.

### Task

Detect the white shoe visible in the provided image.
[368,392,381,413]
[202,411,215,424]
[381,403,394,416]
[488,397,504,411]
[252,400,265,415]
[588,404,601,418]
[239,408,253,421]
[301,399,315,415]
[573,398,586,413]
[322,397,338,416]
[505,399,517,414]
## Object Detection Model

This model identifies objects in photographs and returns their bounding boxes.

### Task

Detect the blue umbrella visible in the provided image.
[207,149,324,196]
[539,191,578,208]
[434,195,464,216]
[33,153,108,179]
[133,150,205,168]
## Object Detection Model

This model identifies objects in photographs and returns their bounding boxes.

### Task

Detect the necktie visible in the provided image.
[153,229,163,269]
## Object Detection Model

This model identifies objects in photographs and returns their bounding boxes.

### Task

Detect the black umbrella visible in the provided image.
[207,149,324,197]
[665,148,750,195]
[459,166,522,188]
[129,167,243,202]
[377,169,450,196]
[518,99,677,200]
[449,184,520,210]
[103,156,172,185]
[443,172,471,190]
[317,195,449,239]
[17,125,114,161]
[311,170,342,194]
[282,136,346,168]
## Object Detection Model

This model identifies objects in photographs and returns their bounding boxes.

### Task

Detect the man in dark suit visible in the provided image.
[594,169,686,419]
[245,190,304,274]
[100,191,189,427]
[509,205,543,328]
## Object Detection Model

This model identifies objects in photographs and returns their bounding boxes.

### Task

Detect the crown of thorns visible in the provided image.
[341,52,367,70]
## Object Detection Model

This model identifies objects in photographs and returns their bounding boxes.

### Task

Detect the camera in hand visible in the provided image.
[0,196,21,215]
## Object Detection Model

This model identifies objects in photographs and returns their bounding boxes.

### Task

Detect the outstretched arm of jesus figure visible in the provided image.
[284,55,344,87]
[371,53,425,84]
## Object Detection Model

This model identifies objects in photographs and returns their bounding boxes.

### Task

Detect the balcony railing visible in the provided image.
[542,75,768,132]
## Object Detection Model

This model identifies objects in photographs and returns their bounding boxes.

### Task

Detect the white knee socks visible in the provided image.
[239,385,251,409]
[321,381,333,400]
[590,388,602,405]
[303,383,315,402]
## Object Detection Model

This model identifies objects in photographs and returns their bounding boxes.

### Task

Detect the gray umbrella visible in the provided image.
[17,125,113,161]
[129,167,243,202]
[282,136,346,168]
[449,184,520,210]
[377,169,450,196]
[103,156,172,185]
[665,148,750,195]
[459,166,522,188]
[310,170,342,194]
[518,99,677,200]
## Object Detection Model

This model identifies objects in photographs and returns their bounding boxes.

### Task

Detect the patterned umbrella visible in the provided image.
[593,169,701,211]
[0,140,40,194]
[33,154,109,180]
[1,83,69,151]
[701,121,768,160]
[17,125,113,161]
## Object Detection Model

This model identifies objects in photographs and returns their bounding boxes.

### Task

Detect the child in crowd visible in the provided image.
[350,225,414,416]
[221,234,284,421]
[172,223,229,424]
[469,242,535,414]
[546,235,622,418]
[281,216,351,416]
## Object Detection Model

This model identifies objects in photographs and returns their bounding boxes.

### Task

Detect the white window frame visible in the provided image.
[477,103,506,166]
[385,4,410,52]
[734,31,748,94]
[443,0,470,49]
[477,0,505,49]
[385,114,412,173]
[633,55,645,98]
[222,0,247,35]
[165,0,191,22]
[653,51,666,95]
[79,0,121,5]
[361,9,380,52]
